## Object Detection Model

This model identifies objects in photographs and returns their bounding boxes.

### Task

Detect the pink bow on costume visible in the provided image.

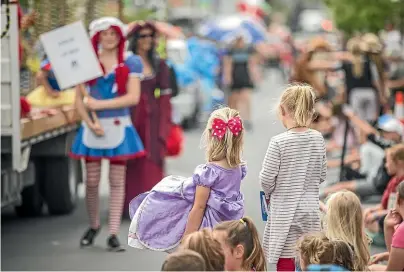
[211,117,243,139]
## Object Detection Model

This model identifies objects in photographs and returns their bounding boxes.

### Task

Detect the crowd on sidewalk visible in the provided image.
[141,30,404,271]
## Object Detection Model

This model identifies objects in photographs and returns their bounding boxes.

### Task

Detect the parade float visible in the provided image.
[1,0,114,216]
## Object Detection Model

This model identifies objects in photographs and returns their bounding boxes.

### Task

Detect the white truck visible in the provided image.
[1,1,82,216]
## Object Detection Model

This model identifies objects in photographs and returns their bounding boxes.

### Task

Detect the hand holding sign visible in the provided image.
[41,21,104,135]
[81,90,104,137]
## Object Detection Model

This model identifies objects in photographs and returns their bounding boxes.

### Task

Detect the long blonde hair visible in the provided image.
[324,191,370,271]
[362,33,385,89]
[180,229,225,271]
[279,84,316,127]
[202,107,244,167]
[214,217,266,271]
[347,37,364,78]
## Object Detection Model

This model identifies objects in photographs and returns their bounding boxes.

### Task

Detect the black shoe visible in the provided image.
[107,235,125,252]
[80,227,100,247]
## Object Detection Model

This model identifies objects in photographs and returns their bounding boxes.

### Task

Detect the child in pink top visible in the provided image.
[369,181,404,271]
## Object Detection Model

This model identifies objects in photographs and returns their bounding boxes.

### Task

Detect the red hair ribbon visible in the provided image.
[211,117,243,140]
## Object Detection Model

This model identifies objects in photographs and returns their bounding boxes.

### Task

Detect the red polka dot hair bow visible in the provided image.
[211,117,243,139]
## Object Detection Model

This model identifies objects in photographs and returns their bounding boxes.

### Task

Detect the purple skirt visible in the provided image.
[128,175,244,251]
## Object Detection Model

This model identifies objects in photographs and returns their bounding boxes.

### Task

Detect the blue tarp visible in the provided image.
[169,37,223,112]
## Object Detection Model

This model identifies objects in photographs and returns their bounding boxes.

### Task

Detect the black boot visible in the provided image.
[80,227,100,247]
[107,235,125,252]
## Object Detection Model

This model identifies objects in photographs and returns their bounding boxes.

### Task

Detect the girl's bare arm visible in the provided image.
[37,71,57,96]
[386,248,404,271]
[223,55,233,84]
[75,84,93,126]
[248,53,259,83]
[183,186,210,236]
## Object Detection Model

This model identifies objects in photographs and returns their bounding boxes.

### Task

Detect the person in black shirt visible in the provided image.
[223,34,257,130]
[341,37,385,124]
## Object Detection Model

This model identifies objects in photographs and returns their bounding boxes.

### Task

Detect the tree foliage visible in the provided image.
[323,0,403,34]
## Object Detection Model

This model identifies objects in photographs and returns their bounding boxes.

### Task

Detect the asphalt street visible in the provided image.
[1,69,385,271]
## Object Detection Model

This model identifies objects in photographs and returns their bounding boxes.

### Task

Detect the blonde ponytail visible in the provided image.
[280,84,316,127]
[243,217,266,271]
[347,37,364,78]
[214,217,267,271]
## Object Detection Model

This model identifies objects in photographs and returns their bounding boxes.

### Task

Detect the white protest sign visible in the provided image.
[40,21,103,90]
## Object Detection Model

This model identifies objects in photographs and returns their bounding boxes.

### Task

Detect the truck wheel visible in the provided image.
[15,163,44,217]
[43,157,81,215]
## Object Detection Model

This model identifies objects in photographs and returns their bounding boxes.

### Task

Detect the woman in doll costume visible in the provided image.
[70,17,145,251]
[124,21,172,216]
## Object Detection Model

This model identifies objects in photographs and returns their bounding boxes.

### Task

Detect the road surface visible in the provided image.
[1,69,384,271]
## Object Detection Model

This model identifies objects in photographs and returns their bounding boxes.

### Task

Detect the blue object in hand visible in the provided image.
[260,191,269,221]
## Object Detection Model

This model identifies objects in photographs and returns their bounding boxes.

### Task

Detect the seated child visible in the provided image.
[325,191,371,270]
[297,232,354,271]
[180,229,225,271]
[27,57,75,107]
[161,249,206,271]
[364,144,404,244]
[213,217,266,271]
[369,181,404,271]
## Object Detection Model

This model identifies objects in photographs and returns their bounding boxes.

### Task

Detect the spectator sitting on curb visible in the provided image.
[322,107,403,200]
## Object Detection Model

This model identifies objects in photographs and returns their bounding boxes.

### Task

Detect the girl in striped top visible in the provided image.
[259,84,327,271]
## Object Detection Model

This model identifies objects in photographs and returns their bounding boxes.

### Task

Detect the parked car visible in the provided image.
[166,39,202,129]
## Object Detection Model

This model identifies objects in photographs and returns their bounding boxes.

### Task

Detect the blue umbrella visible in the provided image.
[197,15,268,44]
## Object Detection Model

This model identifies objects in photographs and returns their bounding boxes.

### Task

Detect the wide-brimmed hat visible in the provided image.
[361,33,383,53]
[346,36,368,53]
[307,37,332,52]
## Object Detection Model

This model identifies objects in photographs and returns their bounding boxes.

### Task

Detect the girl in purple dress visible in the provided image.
[128,107,246,252]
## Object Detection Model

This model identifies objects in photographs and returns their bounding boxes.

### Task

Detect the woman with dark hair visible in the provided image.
[124,21,172,215]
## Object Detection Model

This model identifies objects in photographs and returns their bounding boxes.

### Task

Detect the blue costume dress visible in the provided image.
[70,54,145,161]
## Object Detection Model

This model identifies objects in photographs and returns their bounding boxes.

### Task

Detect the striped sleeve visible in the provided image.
[260,139,280,197]
[320,139,327,184]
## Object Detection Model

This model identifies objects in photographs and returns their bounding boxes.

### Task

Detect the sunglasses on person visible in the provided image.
[138,33,154,39]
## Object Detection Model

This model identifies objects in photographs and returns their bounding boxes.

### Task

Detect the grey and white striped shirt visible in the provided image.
[259,129,327,264]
